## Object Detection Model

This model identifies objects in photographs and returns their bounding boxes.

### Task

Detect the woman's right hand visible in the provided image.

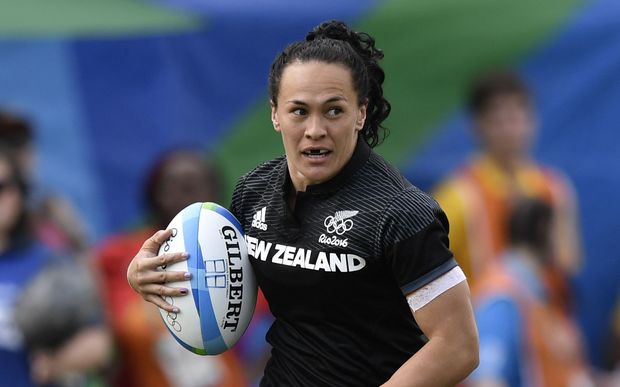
[126,229,191,313]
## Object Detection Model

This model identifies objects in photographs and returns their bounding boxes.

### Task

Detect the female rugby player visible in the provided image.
[127,20,479,386]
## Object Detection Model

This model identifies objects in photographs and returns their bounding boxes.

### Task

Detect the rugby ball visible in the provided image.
[157,202,257,355]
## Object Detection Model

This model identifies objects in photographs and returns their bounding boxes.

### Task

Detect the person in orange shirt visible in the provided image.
[469,198,592,387]
[95,149,248,387]
[433,71,581,296]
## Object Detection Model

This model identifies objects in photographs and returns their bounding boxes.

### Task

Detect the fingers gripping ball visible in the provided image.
[157,202,257,355]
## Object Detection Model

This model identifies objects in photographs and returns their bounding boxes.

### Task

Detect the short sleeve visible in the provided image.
[377,188,458,294]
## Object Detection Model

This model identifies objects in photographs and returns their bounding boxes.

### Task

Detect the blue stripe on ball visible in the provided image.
[203,202,245,236]
[161,320,208,356]
[196,241,229,354]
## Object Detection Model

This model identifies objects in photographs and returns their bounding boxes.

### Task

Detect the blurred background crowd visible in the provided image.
[0,0,618,386]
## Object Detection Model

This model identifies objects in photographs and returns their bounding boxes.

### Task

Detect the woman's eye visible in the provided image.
[292,108,306,116]
[326,107,342,117]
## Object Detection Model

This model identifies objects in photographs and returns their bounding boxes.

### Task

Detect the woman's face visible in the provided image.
[0,159,22,235]
[271,61,367,192]
[154,154,219,224]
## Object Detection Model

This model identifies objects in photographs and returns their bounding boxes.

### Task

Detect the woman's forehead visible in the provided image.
[278,61,355,103]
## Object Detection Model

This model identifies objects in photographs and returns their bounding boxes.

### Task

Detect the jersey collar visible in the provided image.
[282,136,372,196]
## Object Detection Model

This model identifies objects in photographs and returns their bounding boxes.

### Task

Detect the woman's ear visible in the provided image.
[356,100,368,131]
[270,101,281,132]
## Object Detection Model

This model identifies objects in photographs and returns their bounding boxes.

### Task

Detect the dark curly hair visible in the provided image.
[268,20,391,148]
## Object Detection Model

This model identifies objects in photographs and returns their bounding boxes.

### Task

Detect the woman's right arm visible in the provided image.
[126,229,191,313]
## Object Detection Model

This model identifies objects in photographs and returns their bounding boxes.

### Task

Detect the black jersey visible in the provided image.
[230,137,457,386]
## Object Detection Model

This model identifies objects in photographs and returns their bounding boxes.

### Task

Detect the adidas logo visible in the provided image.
[251,207,268,231]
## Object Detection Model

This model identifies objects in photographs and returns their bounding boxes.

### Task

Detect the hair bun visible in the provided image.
[306,20,351,42]
[306,20,384,63]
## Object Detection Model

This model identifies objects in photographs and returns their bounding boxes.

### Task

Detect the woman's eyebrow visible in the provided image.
[286,96,347,105]
[286,99,308,105]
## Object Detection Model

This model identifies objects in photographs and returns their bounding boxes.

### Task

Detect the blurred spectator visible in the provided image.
[433,71,581,301]
[601,296,620,386]
[0,110,89,257]
[469,198,592,387]
[15,261,112,386]
[0,146,111,386]
[95,149,263,387]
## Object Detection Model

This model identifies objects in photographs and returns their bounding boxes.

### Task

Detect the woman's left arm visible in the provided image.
[382,281,479,387]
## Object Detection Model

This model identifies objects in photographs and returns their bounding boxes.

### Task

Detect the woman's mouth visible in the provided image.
[302,149,331,158]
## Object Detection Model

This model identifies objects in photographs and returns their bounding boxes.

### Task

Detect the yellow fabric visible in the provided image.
[434,179,472,277]
[433,154,577,287]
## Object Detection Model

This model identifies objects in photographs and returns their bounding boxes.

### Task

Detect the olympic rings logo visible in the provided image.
[324,216,354,235]
[162,228,178,254]
[163,295,182,332]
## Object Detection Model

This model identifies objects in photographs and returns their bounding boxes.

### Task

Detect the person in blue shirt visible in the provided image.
[0,144,54,385]
[469,198,592,387]
[0,145,111,386]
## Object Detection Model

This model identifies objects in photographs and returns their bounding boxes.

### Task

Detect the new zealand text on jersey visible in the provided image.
[245,235,366,273]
